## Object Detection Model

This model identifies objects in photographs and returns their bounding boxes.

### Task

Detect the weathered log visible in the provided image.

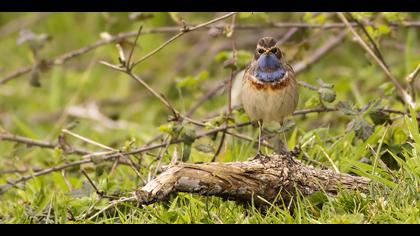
[133,153,370,207]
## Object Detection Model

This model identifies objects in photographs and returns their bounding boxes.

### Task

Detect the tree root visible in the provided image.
[132,153,370,207]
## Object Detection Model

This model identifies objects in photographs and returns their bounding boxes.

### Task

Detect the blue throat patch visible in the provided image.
[254,54,285,82]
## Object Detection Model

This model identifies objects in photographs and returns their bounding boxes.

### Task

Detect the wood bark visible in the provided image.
[133,153,370,207]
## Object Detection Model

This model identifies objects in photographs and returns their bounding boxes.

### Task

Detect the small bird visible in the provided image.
[241,37,299,155]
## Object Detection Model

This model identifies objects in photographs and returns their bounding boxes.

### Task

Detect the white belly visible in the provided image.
[241,79,298,123]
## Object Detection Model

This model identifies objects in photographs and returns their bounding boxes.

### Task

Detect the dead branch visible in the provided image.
[133,153,370,207]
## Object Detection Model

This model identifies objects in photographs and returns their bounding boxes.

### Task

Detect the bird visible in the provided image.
[241,37,299,155]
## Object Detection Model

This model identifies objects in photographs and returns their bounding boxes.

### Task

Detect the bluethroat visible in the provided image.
[241,37,299,155]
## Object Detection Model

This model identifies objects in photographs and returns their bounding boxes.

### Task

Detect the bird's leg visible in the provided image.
[257,120,263,156]
[274,121,290,156]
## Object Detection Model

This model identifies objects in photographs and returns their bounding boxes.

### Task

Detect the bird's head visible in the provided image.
[252,37,287,83]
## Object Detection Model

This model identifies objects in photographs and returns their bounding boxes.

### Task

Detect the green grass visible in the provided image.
[0,12,419,224]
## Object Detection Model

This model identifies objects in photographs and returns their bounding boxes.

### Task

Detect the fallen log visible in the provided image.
[133,153,370,207]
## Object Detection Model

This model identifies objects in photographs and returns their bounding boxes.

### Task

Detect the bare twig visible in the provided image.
[127,25,143,68]
[212,14,237,162]
[348,14,389,69]
[297,80,319,91]
[62,129,116,151]
[131,12,237,68]
[211,131,226,162]
[186,82,225,117]
[406,64,420,102]
[337,12,415,108]
[0,159,91,193]
[151,135,172,180]
[86,196,136,221]
[81,169,103,196]
[100,62,181,120]
[293,107,338,115]
[293,30,347,72]
[0,132,89,155]
[277,27,299,45]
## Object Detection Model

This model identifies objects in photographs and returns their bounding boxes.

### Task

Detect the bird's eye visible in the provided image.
[270,48,278,54]
[257,49,265,54]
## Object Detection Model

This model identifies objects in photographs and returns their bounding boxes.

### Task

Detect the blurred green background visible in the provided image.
[0,12,419,223]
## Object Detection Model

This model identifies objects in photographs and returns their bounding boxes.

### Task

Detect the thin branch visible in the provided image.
[211,131,226,162]
[86,196,136,221]
[292,107,338,115]
[127,25,143,68]
[131,12,237,68]
[81,169,103,196]
[297,80,319,91]
[62,129,116,151]
[212,14,238,162]
[0,30,137,85]
[0,159,91,193]
[293,30,347,73]
[406,63,420,102]
[337,12,415,108]
[348,13,389,69]
[0,132,89,155]
[186,82,225,117]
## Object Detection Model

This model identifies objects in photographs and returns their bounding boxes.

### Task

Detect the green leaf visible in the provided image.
[347,117,374,141]
[379,82,395,96]
[369,110,390,126]
[304,95,320,108]
[159,123,174,134]
[377,24,391,35]
[214,50,252,70]
[176,71,209,89]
